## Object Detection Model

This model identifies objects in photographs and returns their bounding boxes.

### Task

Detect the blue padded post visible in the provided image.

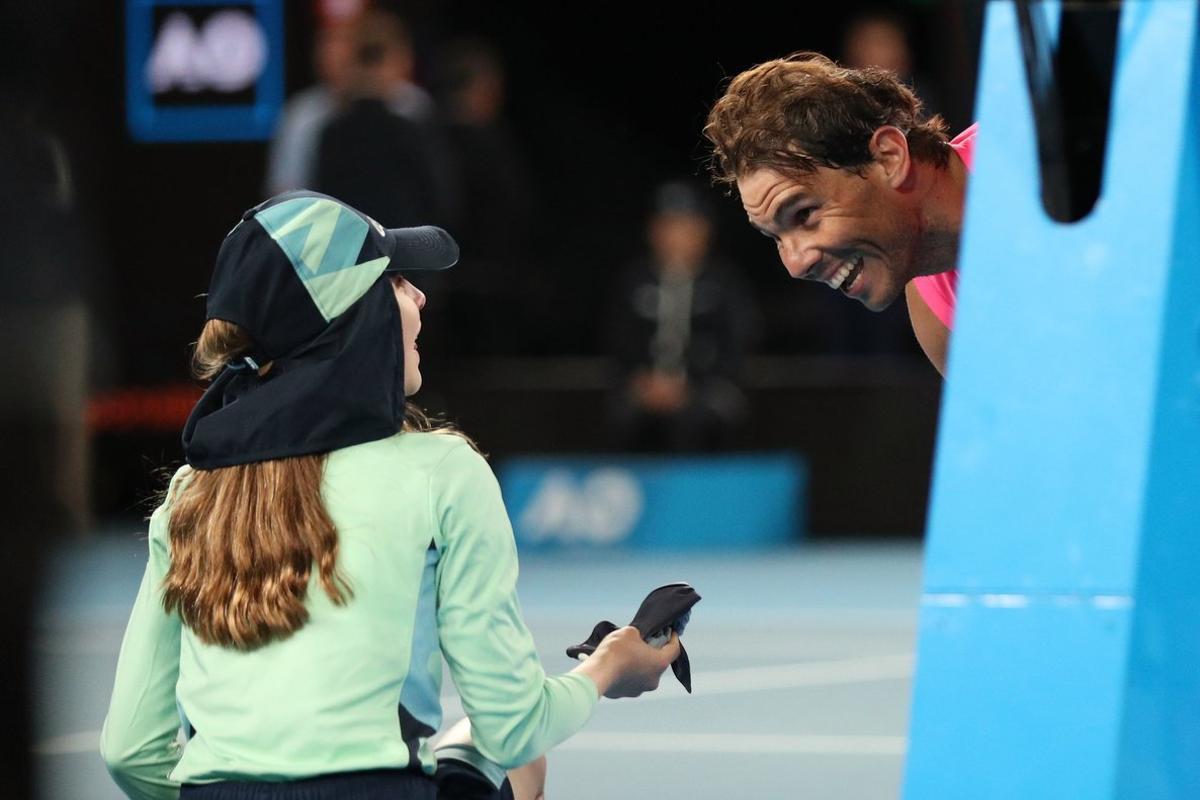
[904,2,1200,798]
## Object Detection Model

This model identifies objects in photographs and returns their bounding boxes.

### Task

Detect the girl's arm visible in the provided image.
[100,490,185,800]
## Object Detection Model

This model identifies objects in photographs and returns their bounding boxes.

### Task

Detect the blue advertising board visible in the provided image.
[125,0,284,142]
[499,453,806,551]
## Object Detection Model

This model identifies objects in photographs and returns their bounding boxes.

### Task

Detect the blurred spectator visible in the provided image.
[264,0,364,194]
[0,102,93,533]
[607,181,760,452]
[0,99,90,796]
[438,38,534,265]
[313,6,458,228]
[842,8,942,117]
[433,37,536,354]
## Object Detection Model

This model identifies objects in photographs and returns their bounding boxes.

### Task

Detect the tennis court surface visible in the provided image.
[36,533,922,800]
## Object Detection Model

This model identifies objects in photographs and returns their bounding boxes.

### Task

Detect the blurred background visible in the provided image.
[2,0,987,797]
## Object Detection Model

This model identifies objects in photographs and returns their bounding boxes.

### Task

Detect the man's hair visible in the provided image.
[704,52,949,186]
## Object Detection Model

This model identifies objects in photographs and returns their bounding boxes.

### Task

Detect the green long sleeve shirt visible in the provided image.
[100,432,598,799]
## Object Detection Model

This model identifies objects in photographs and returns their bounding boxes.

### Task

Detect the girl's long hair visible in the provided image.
[162,318,472,649]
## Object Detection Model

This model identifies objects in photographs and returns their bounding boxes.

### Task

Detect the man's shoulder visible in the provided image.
[911,271,959,330]
[949,123,980,170]
[950,123,979,145]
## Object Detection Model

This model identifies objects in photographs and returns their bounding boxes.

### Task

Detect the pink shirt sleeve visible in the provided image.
[910,124,977,330]
[912,271,959,329]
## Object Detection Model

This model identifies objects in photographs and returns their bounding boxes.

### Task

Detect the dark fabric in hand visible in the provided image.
[566,582,700,692]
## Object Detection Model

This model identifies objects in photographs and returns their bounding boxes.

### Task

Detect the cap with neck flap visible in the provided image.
[182,190,458,469]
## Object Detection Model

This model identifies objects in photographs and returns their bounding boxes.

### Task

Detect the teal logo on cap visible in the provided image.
[256,197,390,322]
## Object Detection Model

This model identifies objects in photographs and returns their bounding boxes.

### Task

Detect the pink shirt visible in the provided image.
[910,123,977,329]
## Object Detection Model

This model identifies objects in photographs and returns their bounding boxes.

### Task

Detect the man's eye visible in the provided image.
[794,207,814,225]
[757,228,779,244]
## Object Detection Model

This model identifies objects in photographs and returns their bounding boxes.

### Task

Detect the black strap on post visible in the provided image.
[1016,0,1120,223]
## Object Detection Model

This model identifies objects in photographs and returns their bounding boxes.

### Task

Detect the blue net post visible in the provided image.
[904,2,1200,798]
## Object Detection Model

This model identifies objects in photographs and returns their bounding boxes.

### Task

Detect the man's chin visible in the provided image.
[859,285,902,312]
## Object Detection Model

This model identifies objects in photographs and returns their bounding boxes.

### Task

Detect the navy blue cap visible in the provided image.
[182,191,457,470]
[209,190,458,360]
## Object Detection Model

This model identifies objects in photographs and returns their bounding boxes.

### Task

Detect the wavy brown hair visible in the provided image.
[162,320,349,649]
[162,319,476,649]
[704,51,950,186]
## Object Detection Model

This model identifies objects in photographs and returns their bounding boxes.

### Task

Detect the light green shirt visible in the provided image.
[101,432,598,799]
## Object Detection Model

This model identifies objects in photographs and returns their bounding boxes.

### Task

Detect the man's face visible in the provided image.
[737,163,920,311]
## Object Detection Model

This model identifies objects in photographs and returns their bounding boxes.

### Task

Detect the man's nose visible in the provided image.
[778,238,821,280]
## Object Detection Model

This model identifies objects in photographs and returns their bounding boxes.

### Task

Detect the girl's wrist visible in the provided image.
[571,652,616,698]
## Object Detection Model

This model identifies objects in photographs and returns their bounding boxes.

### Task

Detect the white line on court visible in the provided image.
[36,654,915,756]
[441,652,915,718]
[558,732,906,756]
[633,652,914,701]
[33,730,100,756]
[36,729,907,759]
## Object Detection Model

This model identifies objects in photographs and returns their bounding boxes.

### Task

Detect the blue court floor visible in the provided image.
[35,530,923,799]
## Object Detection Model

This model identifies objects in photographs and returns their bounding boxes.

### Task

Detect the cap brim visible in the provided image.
[381,226,459,272]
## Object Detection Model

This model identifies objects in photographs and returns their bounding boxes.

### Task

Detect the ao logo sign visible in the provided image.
[518,469,644,545]
[146,10,267,94]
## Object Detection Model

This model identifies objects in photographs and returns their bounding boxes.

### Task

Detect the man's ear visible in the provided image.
[869,125,913,189]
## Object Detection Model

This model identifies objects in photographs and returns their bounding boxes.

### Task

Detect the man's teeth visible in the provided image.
[825,256,864,291]
[827,263,853,289]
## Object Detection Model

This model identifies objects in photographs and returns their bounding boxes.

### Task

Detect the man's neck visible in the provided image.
[913,147,969,276]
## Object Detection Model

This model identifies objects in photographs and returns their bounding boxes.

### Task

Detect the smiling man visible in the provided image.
[704,52,976,374]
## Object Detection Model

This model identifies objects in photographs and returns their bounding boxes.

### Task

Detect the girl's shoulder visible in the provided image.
[151,464,195,517]
[329,430,481,475]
